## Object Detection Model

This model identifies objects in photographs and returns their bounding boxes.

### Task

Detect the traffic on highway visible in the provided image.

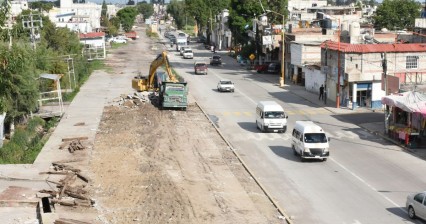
[161,28,426,224]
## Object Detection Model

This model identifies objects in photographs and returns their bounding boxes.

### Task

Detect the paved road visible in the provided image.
[167,37,426,224]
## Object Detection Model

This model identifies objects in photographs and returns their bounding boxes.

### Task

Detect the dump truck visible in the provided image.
[132,51,188,110]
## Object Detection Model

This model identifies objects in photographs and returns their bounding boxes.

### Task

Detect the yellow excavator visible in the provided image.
[132,51,188,110]
[132,51,179,91]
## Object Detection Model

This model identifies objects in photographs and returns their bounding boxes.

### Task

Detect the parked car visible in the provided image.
[239,58,249,66]
[194,62,208,75]
[183,49,194,59]
[111,37,127,44]
[267,62,281,73]
[197,36,207,43]
[255,62,272,73]
[217,79,235,92]
[406,191,426,220]
[178,32,186,37]
[210,55,222,66]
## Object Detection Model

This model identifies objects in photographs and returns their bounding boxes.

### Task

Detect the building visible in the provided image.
[79,32,106,60]
[47,0,103,33]
[321,41,426,109]
[285,28,336,86]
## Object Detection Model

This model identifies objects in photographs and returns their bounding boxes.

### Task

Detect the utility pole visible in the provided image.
[336,18,341,108]
[22,12,43,50]
[382,52,389,134]
[324,43,328,104]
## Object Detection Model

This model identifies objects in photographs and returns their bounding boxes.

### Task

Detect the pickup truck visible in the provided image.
[194,62,208,75]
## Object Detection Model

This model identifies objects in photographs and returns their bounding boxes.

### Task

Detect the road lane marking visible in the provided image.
[330,157,405,214]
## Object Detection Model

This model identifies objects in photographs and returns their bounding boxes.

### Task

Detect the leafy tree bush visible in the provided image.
[137,2,154,19]
[116,7,138,32]
[373,0,420,30]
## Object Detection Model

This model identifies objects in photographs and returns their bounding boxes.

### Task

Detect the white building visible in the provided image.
[10,0,28,18]
[48,0,103,33]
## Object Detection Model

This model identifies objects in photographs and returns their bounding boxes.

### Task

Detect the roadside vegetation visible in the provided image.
[0,1,141,163]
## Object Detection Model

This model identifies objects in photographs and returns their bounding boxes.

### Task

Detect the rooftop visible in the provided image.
[321,41,426,53]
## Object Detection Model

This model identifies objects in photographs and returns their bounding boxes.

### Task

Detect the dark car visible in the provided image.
[267,63,281,74]
[210,55,222,66]
[197,36,207,43]
[169,35,176,44]
[255,62,272,73]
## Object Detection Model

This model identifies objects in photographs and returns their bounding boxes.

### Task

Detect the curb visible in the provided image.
[194,101,293,224]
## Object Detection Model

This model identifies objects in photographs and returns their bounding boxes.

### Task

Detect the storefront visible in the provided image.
[382,91,426,148]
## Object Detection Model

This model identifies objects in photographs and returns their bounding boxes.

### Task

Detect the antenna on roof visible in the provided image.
[258,0,266,14]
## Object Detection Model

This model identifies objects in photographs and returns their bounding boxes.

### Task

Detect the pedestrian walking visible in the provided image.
[319,85,324,100]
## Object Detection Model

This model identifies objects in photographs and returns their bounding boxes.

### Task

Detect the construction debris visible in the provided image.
[61,137,88,142]
[39,161,93,209]
[58,139,87,153]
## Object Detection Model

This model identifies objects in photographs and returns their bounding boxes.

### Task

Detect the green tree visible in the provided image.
[373,0,420,30]
[28,1,54,12]
[137,2,154,19]
[101,0,108,27]
[0,43,39,124]
[167,0,186,29]
[116,7,138,32]
[228,0,265,45]
[266,0,287,24]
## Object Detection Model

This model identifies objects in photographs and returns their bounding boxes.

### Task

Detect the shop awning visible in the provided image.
[382,91,426,115]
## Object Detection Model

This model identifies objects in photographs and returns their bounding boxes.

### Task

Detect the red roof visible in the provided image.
[320,40,426,53]
[79,32,105,39]
[125,31,137,38]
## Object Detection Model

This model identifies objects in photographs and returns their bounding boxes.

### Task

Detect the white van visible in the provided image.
[255,101,288,133]
[291,121,330,161]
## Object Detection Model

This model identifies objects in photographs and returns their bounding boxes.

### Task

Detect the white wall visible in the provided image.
[304,67,324,93]
[372,82,385,101]
[11,0,28,17]
[80,38,104,48]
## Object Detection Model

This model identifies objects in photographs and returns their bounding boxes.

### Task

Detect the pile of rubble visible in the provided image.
[108,92,154,108]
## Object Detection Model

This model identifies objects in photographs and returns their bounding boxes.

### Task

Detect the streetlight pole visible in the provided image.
[266,10,285,87]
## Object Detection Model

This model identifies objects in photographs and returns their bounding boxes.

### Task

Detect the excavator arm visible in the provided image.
[132,51,179,91]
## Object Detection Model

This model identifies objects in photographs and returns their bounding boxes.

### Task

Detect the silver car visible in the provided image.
[406,191,426,220]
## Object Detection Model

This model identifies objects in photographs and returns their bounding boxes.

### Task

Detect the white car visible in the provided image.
[407,191,426,221]
[111,37,127,44]
[183,49,193,59]
[217,80,235,92]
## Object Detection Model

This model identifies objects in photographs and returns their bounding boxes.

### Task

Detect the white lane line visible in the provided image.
[330,157,406,214]
[212,73,258,105]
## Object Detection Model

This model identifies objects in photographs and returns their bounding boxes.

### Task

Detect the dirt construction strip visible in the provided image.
[86,97,286,223]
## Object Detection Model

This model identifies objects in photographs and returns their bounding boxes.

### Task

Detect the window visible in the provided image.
[414,193,425,203]
[406,56,418,69]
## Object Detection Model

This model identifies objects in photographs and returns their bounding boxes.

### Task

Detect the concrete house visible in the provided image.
[321,41,426,109]
[79,32,106,60]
